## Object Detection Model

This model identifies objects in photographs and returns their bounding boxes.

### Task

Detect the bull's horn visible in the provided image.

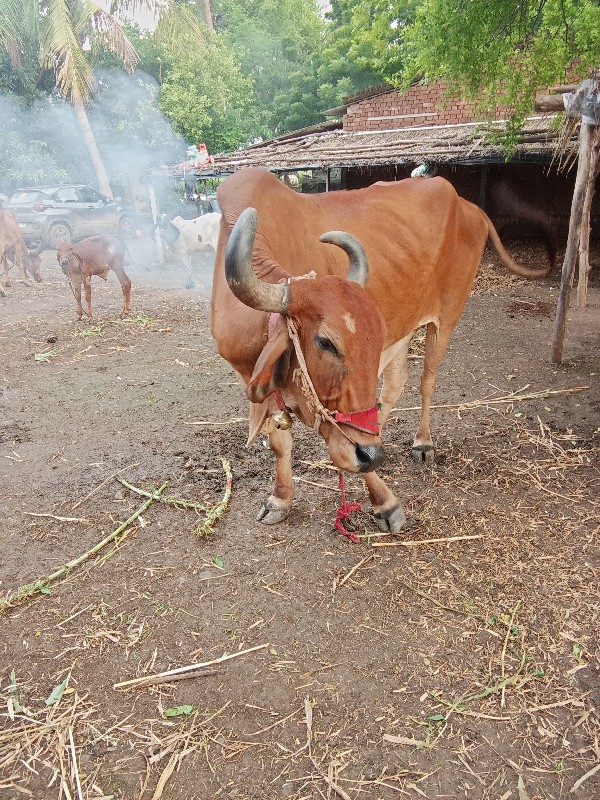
[225,207,289,312]
[28,241,44,255]
[320,231,368,287]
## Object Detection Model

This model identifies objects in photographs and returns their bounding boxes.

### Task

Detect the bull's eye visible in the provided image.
[316,335,338,356]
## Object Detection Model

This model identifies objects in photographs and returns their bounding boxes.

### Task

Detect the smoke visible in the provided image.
[0,69,187,196]
[0,93,90,191]
[89,69,187,176]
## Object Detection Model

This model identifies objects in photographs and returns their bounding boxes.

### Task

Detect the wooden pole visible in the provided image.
[148,182,165,265]
[576,132,600,307]
[551,122,593,363]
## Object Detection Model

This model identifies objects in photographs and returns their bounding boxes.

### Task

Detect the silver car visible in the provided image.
[7,184,137,248]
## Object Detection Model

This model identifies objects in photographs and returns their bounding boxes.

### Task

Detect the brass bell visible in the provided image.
[273,410,293,430]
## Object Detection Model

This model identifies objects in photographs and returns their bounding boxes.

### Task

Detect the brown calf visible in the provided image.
[56,234,132,319]
[0,210,42,295]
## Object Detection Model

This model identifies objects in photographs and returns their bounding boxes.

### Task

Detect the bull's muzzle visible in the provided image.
[355,442,385,473]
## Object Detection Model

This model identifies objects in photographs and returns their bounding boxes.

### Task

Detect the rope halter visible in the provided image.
[269,313,379,441]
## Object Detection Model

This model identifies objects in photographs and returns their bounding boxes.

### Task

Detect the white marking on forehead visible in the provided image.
[343,312,356,334]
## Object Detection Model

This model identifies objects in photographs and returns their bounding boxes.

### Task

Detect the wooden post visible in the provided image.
[148,182,165,265]
[551,122,593,363]
[576,133,600,307]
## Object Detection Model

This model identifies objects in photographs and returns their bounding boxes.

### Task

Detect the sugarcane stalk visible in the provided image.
[0,483,168,613]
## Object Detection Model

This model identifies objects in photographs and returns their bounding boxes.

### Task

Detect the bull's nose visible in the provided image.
[355,443,385,473]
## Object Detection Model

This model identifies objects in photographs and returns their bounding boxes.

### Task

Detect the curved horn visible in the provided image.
[225,207,289,312]
[28,241,44,255]
[319,231,368,287]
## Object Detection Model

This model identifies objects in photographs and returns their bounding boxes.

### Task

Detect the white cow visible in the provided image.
[159,212,221,287]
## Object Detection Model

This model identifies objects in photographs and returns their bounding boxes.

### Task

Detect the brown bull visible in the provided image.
[211,168,551,532]
[57,234,132,320]
[0,210,43,295]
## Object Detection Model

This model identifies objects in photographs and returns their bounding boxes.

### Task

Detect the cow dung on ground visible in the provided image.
[0,237,599,800]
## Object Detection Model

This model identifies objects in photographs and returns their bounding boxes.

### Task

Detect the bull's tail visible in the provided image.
[482,211,553,279]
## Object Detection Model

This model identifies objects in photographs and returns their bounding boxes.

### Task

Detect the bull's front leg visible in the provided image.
[71,274,85,320]
[362,471,406,533]
[84,276,93,318]
[257,426,295,524]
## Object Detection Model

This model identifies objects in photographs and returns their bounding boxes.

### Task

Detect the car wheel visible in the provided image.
[49,223,72,248]
[119,216,136,239]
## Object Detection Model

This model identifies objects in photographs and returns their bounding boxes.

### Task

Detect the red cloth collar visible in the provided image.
[334,405,379,435]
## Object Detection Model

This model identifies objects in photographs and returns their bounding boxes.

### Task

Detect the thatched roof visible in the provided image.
[151,114,575,180]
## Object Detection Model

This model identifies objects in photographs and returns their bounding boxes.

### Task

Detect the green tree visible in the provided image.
[319,0,409,93]
[400,0,600,130]
[158,36,267,152]
[213,0,326,135]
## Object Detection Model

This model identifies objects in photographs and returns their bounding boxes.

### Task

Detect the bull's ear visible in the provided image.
[246,318,292,403]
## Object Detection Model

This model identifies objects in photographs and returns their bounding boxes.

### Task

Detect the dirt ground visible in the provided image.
[1,235,599,800]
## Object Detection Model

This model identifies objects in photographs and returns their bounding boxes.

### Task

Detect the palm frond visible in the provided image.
[39,0,94,102]
[88,7,139,73]
[0,0,24,67]
[106,0,163,16]
[153,2,206,52]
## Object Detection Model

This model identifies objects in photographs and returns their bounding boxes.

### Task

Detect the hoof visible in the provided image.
[411,444,434,465]
[185,278,196,289]
[256,498,291,525]
[373,504,406,533]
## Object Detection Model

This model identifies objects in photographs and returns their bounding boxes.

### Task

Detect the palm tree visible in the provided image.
[0,0,138,196]
[0,0,205,197]
[202,0,214,31]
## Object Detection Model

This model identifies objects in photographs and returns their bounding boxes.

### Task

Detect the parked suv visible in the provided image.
[7,184,138,248]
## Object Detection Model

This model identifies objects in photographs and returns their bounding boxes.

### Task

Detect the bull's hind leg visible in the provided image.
[257,426,295,524]
[0,256,7,295]
[412,322,453,464]
[14,248,31,286]
[112,264,132,316]
[180,252,196,289]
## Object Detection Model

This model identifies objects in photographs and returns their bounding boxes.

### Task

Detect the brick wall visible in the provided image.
[343,83,509,132]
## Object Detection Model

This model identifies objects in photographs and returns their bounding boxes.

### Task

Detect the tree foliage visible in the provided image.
[319,0,417,91]
[399,0,600,128]
[212,0,327,135]
[158,36,267,152]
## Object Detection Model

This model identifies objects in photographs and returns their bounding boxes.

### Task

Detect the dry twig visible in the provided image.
[114,643,269,690]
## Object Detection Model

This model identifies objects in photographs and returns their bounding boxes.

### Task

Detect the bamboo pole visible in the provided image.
[551,121,594,363]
